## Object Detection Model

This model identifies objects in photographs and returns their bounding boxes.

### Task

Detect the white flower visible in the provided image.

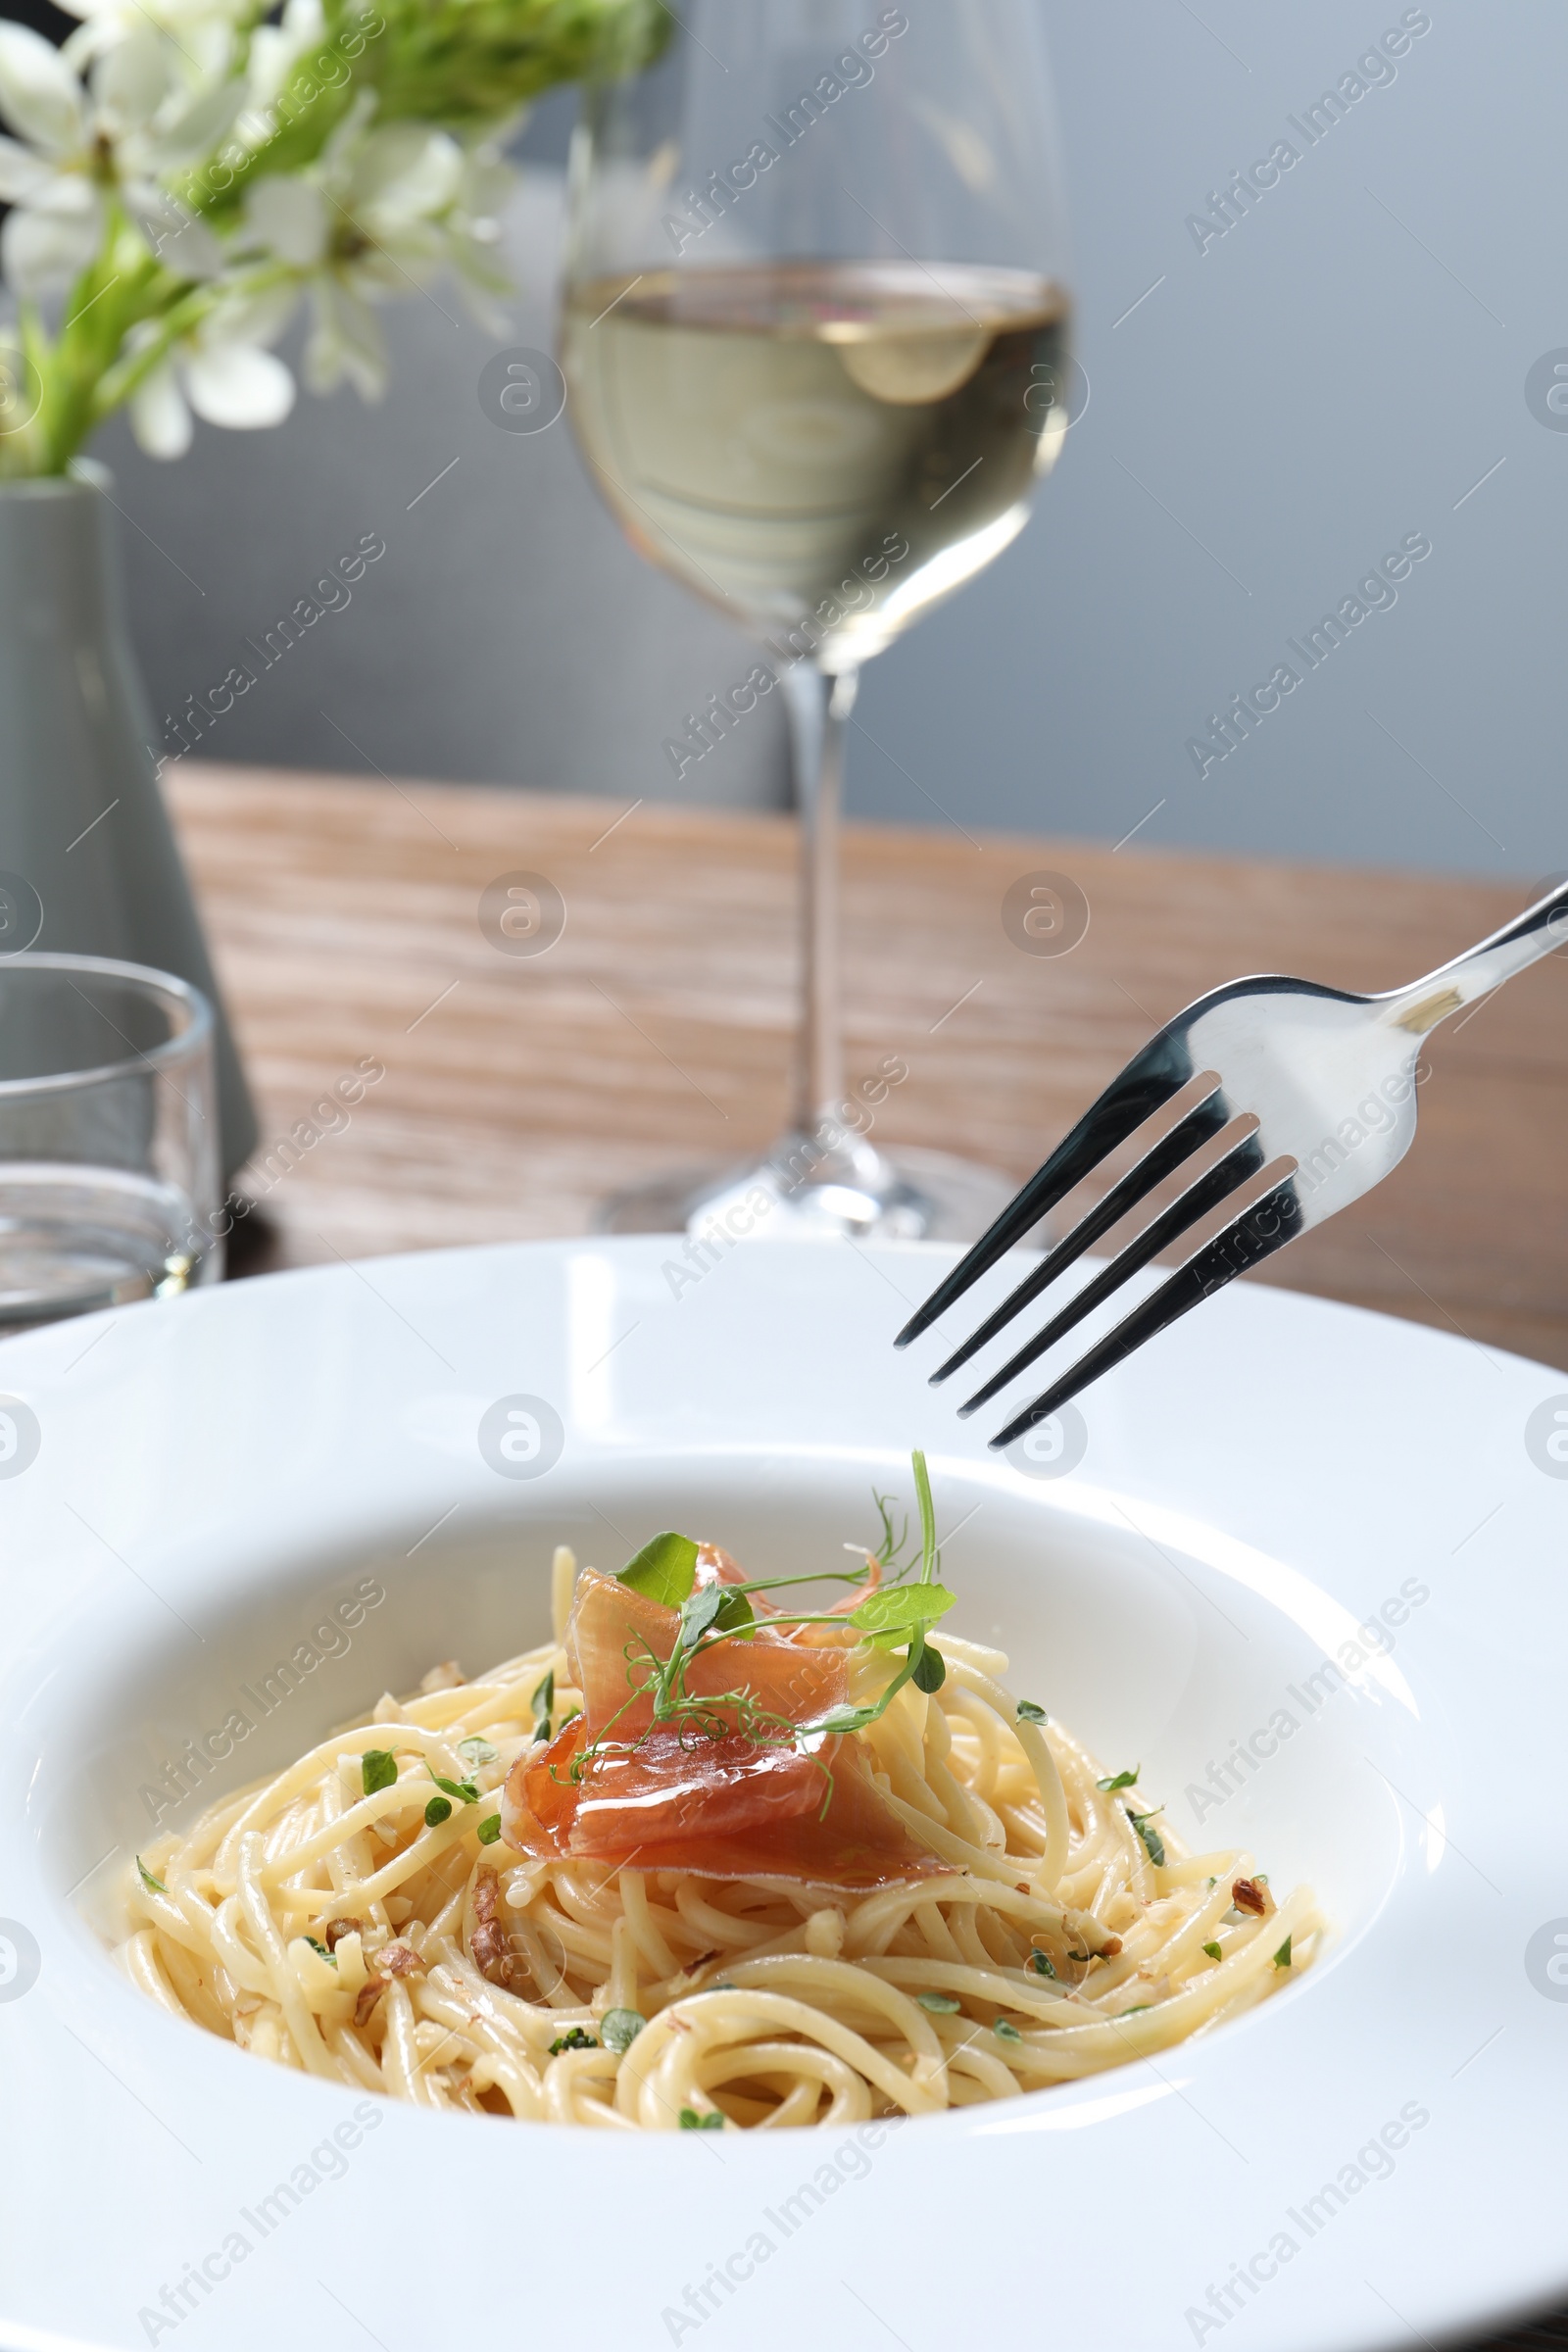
[126,292,296,457]
[0,20,236,297]
[239,118,516,396]
[58,0,251,90]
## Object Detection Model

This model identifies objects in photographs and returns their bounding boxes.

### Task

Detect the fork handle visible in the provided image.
[1381,877,1568,1033]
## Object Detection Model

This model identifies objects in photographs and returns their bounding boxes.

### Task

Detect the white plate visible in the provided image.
[0,1237,1563,2352]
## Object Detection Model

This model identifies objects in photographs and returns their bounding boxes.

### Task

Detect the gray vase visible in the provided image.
[0,464,256,1177]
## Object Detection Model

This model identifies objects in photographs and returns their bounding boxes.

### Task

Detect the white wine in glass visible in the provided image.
[563,3,1073,1237]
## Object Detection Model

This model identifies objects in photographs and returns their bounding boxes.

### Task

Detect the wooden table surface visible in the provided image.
[169,760,1568,1374]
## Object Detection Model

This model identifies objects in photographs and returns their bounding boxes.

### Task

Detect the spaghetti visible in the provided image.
[114,1476,1320,2129]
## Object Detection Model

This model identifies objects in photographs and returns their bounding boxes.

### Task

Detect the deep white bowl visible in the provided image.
[0,1237,1563,2352]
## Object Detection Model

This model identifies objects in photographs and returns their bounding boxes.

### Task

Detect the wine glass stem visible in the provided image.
[778,660,860,1134]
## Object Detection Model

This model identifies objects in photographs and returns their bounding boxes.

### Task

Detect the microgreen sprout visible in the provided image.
[1028,1950,1057,1980]
[424,1796,452,1827]
[1097,1767,1139,1791]
[361,1750,397,1799]
[601,2008,645,2052]
[680,2108,725,2130]
[1201,1940,1223,1963]
[916,1991,961,2013]
[549,2027,598,2055]
[135,1857,165,1895]
[1273,1936,1293,1969]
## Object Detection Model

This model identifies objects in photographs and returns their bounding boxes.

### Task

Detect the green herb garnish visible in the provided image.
[1016,1699,1048,1726]
[1122,2003,1152,2015]
[1201,1940,1223,1962]
[1098,1766,1140,1791]
[1273,1936,1293,1969]
[851,1583,956,1639]
[458,1737,498,1768]
[428,1769,479,1804]
[424,1796,452,1827]
[1028,1950,1057,1980]
[910,1641,947,1693]
[916,1991,961,2014]
[617,1532,701,1608]
[1128,1809,1166,1869]
[361,1750,398,1798]
[548,2026,598,2054]
[303,1935,337,1966]
[679,2108,725,2130]
[993,2018,1022,2041]
[476,1814,503,1846]
[600,2007,646,2052]
[135,1856,165,1895]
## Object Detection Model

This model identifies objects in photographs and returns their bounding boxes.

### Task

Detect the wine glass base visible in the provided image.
[592,1143,1016,1243]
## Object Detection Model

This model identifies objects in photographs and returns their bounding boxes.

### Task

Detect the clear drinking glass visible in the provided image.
[563,0,1073,1237]
[0,954,222,1328]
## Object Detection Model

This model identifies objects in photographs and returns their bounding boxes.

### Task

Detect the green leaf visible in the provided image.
[1097,1766,1140,1791]
[476,1814,503,1846]
[617,1532,701,1608]
[915,1991,961,2013]
[531,1669,555,1738]
[1016,1699,1048,1726]
[1027,1950,1057,1980]
[851,1583,955,1638]
[458,1736,498,1768]
[711,1588,755,1635]
[808,1702,881,1739]
[549,2026,598,2054]
[1122,2004,1152,2016]
[1273,1936,1293,1970]
[1128,1809,1166,1869]
[679,1583,725,1647]
[993,2017,1022,2042]
[361,1749,398,1798]
[910,1642,946,1693]
[135,1855,165,1896]
[428,1769,479,1803]
[679,2108,725,2130]
[600,2007,645,2053]
[1201,1940,1223,1963]
[303,1935,337,1966]
[424,1796,452,1827]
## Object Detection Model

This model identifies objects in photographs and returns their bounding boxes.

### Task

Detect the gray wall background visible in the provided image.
[105,0,1564,878]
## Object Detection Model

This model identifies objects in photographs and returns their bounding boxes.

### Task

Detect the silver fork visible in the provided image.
[896,879,1568,1447]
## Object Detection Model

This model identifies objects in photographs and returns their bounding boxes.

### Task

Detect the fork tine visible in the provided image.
[928,1090,1229,1384]
[957,1133,1264,1417]
[894,1031,1196,1348]
[988,1180,1304,1447]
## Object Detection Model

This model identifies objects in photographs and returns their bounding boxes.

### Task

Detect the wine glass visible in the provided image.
[562,0,1073,1237]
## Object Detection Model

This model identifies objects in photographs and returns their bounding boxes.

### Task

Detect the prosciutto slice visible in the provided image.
[502,1552,941,1888]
